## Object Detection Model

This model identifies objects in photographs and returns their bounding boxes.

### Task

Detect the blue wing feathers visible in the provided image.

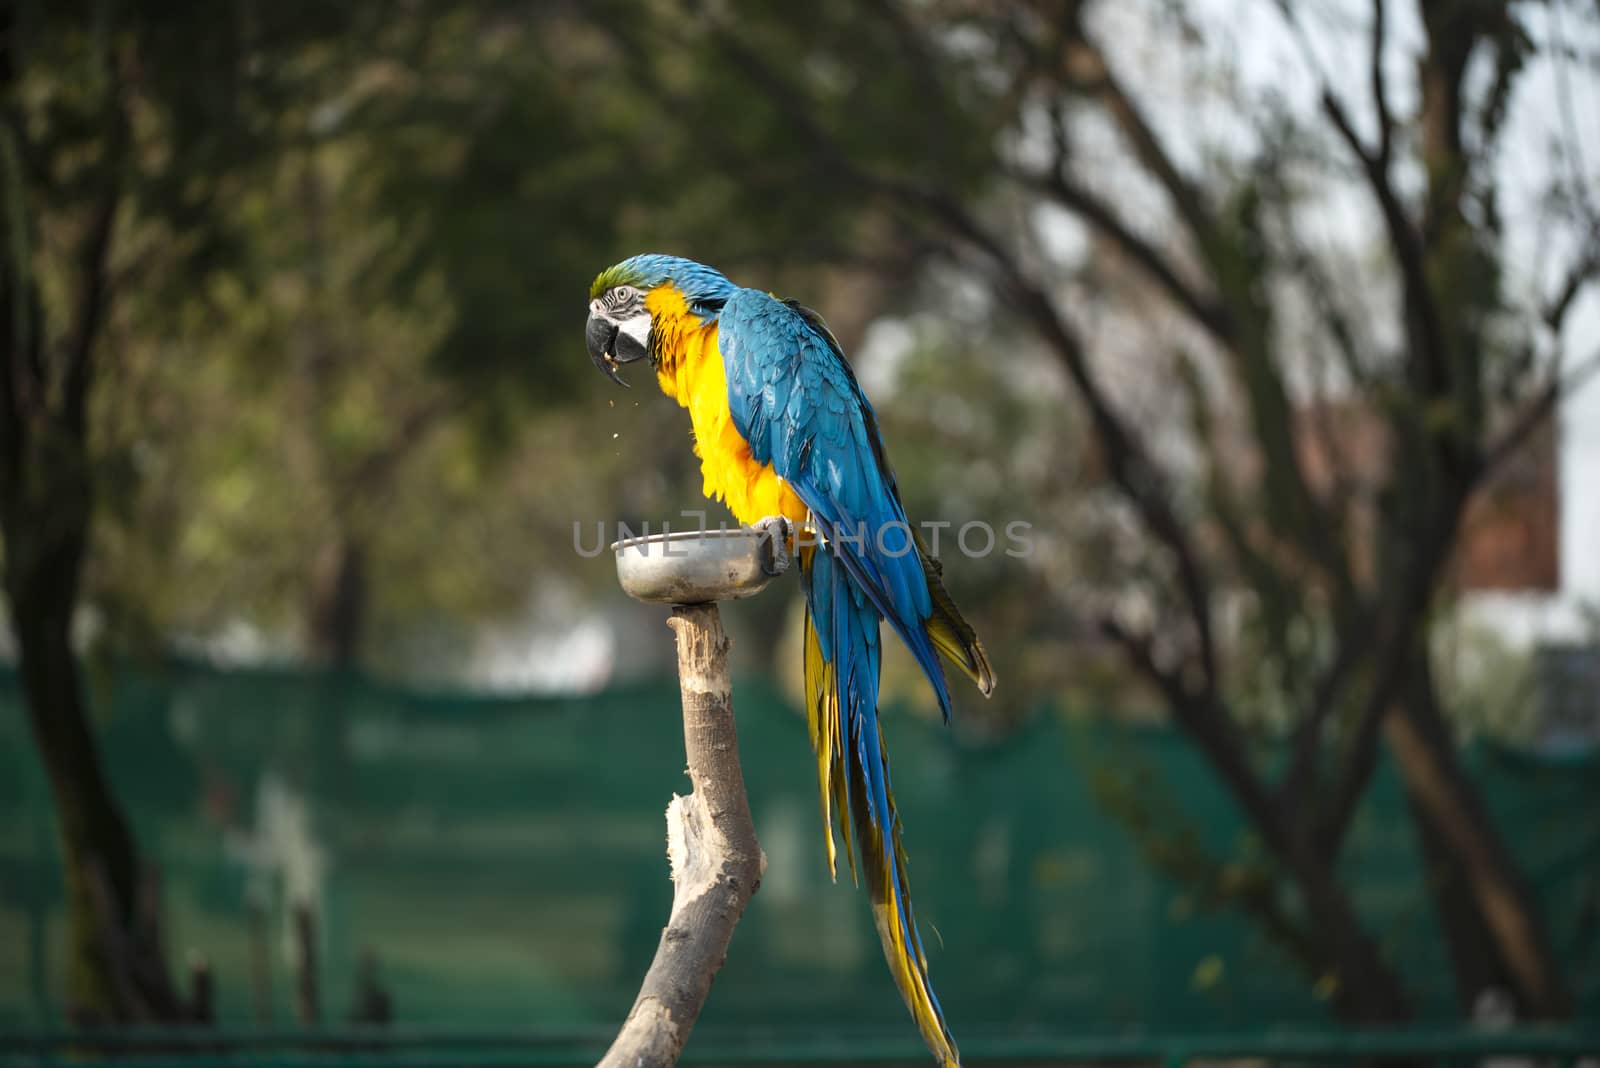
[720,288,953,719]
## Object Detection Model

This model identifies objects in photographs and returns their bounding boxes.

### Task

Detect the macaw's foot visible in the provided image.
[752,515,795,577]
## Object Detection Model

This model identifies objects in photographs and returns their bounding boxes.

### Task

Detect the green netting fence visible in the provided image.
[1,661,1596,1044]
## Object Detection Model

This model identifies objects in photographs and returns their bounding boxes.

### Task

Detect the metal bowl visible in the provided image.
[612,527,787,605]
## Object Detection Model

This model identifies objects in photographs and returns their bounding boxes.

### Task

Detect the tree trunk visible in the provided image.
[305,532,364,802]
[1397,655,1517,1015]
[1407,783,1512,1013]
[1387,653,1571,1019]
[308,532,366,667]
[3,459,180,1023]
[1174,699,1413,1025]
[0,67,175,1010]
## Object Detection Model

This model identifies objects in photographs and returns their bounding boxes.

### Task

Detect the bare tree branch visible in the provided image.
[1548,0,1597,226]
[1281,234,1376,393]
[1058,28,1219,256]
[998,268,1220,686]
[0,5,34,496]
[1370,0,1393,167]
[1315,667,1399,853]
[62,178,122,438]
[1543,224,1600,332]
[1014,165,1232,344]
[0,249,33,501]
[1482,346,1600,477]
[60,40,132,440]
[1278,606,1373,809]
[1274,1,1450,400]
[1099,616,1191,710]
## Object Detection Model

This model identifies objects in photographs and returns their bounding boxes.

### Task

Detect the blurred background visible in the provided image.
[2,0,1599,1061]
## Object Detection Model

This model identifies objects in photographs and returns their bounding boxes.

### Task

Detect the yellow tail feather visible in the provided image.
[804,597,857,885]
[802,546,962,1066]
[853,755,961,1068]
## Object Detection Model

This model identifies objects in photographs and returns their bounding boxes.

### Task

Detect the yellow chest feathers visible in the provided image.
[647,286,807,526]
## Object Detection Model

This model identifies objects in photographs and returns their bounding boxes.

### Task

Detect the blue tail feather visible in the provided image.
[803,548,960,1067]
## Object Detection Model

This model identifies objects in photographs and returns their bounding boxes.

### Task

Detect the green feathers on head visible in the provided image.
[589,262,648,301]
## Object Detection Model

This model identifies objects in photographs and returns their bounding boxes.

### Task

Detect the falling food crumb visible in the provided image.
[612,432,619,439]
[608,399,614,408]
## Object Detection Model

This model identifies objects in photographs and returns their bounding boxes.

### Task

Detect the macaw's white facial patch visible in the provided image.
[610,311,653,366]
[618,313,652,350]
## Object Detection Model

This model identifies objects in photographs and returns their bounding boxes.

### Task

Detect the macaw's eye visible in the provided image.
[610,284,637,304]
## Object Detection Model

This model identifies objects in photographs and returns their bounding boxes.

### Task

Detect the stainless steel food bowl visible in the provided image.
[612,526,788,605]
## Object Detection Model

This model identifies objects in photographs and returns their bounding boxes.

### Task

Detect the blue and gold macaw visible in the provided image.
[586,253,993,1067]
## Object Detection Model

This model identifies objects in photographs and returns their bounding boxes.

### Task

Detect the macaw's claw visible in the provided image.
[753,515,794,577]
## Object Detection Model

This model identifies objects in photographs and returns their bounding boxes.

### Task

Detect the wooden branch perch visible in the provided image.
[598,604,765,1068]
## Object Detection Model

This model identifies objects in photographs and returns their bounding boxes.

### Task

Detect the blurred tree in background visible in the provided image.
[3,0,1597,1032]
[0,0,383,1020]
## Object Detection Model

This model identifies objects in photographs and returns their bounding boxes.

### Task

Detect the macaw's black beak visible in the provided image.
[587,312,651,388]
[586,313,627,387]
